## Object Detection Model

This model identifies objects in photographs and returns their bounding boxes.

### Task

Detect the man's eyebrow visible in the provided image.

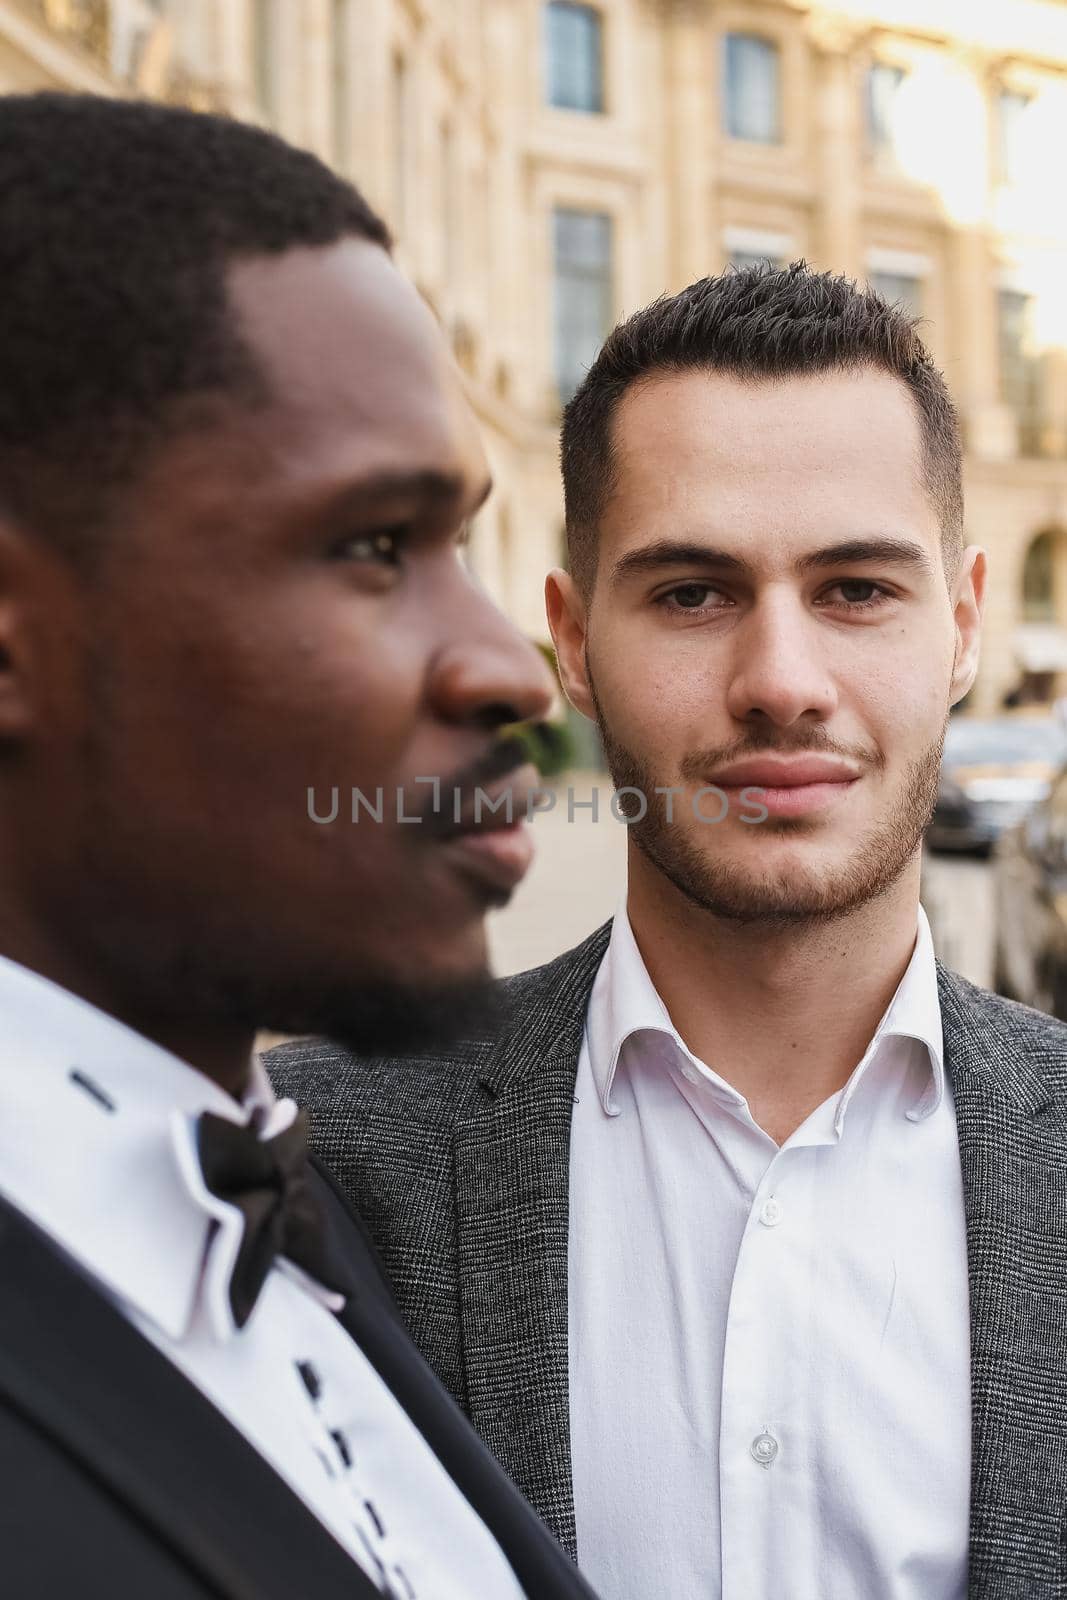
[610,542,751,586]
[331,468,493,512]
[796,538,933,574]
[610,535,934,586]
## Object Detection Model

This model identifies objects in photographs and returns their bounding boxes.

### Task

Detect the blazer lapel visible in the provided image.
[0,1195,379,1600]
[452,924,611,1558]
[939,965,1067,1596]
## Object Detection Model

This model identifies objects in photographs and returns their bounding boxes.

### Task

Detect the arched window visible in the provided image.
[1022,530,1055,623]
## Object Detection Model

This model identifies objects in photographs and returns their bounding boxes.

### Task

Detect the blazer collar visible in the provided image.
[450,923,611,1557]
[477,923,611,1101]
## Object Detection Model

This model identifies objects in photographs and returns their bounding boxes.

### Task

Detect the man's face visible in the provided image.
[549,368,984,926]
[25,239,552,1047]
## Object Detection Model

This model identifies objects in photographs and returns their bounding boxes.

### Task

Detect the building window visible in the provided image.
[869,271,923,317]
[997,89,1031,186]
[998,288,1041,454]
[391,53,409,237]
[254,0,279,121]
[1022,531,1055,623]
[332,0,351,170]
[545,3,604,114]
[724,228,791,273]
[553,207,613,404]
[723,33,781,144]
[867,62,906,164]
[729,251,784,271]
[441,120,460,298]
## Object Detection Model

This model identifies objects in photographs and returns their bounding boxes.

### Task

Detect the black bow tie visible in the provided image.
[196,1107,352,1330]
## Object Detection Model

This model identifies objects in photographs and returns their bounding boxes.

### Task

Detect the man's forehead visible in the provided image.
[224,238,485,486]
[230,241,436,417]
[608,368,932,516]
[597,366,941,575]
[614,365,924,460]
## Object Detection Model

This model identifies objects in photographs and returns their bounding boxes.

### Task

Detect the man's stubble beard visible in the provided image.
[589,673,946,931]
[69,646,502,1060]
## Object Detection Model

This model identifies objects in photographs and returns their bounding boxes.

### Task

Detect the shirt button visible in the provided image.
[680,1064,700,1085]
[296,1360,322,1401]
[750,1430,779,1468]
[759,1197,783,1227]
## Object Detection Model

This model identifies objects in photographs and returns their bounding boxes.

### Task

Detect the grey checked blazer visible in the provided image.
[268,923,1067,1598]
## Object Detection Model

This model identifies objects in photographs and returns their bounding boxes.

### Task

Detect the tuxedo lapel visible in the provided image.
[451,924,610,1558]
[0,1195,379,1600]
[938,966,1067,1596]
[333,1220,595,1600]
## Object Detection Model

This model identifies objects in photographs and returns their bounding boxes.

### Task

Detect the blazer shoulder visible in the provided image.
[494,919,612,1014]
[937,962,1067,1095]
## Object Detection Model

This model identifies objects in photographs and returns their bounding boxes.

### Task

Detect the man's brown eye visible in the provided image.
[672,584,711,608]
[833,581,887,605]
[335,529,404,565]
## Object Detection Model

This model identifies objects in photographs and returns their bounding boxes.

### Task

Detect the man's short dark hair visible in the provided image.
[561,261,964,592]
[0,92,391,561]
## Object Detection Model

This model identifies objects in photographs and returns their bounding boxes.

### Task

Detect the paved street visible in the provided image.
[489,773,996,988]
[487,774,626,977]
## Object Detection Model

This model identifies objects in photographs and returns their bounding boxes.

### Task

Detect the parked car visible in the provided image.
[993,765,1067,1020]
[926,713,1067,856]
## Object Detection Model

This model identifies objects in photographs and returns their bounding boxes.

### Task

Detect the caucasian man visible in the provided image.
[274,264,1067,1600]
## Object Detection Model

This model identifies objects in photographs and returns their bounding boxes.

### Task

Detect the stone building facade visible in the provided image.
[4,0,1067,711]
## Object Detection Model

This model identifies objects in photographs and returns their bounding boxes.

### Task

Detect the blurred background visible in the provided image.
[5,0,1067,1010]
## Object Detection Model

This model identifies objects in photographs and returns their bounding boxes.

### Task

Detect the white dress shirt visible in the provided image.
[568,905,971,1600]
[0,953,525,1600]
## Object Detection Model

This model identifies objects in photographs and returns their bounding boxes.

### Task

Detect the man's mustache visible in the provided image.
[679,730,884,782]
[416,734,534,832]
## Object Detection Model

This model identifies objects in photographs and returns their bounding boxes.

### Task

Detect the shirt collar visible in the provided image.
[0,954,305,1343]
[585,902,674,1117]
[849,901,944,1125]
[586,898,944,1124]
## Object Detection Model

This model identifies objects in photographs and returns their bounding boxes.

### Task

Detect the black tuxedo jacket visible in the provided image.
[0,1160,597,1600]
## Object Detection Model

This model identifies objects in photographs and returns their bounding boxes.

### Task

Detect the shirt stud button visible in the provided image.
[296,1360,322,1402]
[750,1430,779,1467]
[759,1197,783,1227]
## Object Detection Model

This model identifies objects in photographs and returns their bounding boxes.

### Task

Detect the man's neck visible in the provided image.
[625,848,924,1146]
[0,924,255,1102]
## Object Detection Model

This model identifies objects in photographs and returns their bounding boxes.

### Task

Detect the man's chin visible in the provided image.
[263,969,504,1059]
[637,820,918,928]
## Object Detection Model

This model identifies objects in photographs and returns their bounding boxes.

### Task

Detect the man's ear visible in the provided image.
[545,568,597,722]
[949,545,987,708]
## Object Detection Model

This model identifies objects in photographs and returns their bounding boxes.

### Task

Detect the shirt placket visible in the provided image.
[718,1144,803,1600]
[293,1354,418,1599]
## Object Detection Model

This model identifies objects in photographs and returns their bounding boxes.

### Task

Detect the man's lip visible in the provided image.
[442,820,535,893]
[709,756,863,788]
[431,762,544,836]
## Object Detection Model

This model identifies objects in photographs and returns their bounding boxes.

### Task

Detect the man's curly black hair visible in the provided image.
[0,92,391,560]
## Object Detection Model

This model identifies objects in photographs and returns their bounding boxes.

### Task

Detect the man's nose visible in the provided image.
[429,590,556,731]
[724,591,838,728]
